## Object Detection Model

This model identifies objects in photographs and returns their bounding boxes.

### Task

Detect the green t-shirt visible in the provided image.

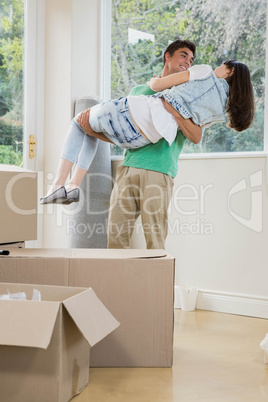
[122,84,186,178]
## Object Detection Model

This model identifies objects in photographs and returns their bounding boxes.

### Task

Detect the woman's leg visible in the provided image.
[65,120,112,191]
[43,117,100,197]
[65,114,114,191]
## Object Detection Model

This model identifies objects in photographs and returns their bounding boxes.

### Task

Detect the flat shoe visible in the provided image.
[58,188,80,205]
[39,186,67,205]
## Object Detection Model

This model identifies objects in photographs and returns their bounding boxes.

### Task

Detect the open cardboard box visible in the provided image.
[0,248,175,367]
[0,164,37,243]
[0,282,119,402]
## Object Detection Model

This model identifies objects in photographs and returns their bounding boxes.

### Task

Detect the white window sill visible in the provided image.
[110,154,125,161]
[179,151,267,160]
[111,151,267,162]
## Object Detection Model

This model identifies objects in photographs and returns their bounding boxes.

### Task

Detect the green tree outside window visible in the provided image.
[111,0,266,155]
[0,0,24,166]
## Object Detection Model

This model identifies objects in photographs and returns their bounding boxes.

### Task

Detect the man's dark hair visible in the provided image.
[163,39,196,64]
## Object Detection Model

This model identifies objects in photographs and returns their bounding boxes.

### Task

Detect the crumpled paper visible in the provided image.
[0,289,41,301]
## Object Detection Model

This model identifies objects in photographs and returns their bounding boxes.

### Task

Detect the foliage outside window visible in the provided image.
[111,0,266,155]
[0,0,24,166]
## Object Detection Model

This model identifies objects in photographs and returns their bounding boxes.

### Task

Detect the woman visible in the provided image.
[40,60,254,205]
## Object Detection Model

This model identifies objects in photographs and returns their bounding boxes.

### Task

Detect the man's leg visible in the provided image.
[140,170,174,249]
[107,166,140,248]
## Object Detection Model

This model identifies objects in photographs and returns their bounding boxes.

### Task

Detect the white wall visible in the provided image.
[172,156,268,317]
[42,0,71,247]
[42,0,101,247]
[71,0,101,106]
[167,156,267,297]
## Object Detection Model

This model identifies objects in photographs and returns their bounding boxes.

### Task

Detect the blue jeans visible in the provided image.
[89,97,150,149]
[60,97,150,171]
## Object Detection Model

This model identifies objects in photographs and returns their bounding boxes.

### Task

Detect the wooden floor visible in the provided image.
[75,309,268,402]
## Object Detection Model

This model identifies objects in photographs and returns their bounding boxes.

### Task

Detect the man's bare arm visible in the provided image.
[76,108,93,134]
[175,114,202,144]
[162,100,202,144]
[76,108,113,143]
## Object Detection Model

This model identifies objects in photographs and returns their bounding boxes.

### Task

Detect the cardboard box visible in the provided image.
[0,164,37,243]
[0,248,175,367]
[0,282,119,402]
[0,241,25,248]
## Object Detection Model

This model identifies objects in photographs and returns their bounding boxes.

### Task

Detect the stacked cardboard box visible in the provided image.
[0,248,175,367]
[0,164,37,243]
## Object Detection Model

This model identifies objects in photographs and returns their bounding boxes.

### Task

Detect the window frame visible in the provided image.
[23,0,46,248]
[24,0,45,172]
[103,0,268,160]
[100,0,112,102]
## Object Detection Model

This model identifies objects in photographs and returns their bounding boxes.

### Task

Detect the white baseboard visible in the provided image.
[174,286,268,319]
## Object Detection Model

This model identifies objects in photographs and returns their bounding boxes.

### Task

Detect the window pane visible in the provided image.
[111,0,266,155]
[0,0,24,166]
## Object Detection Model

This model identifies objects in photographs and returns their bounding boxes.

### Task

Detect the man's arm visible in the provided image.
[177,114,202,144]
[162,99,202,144]
[76,109,113,143]
[77,100,201,145]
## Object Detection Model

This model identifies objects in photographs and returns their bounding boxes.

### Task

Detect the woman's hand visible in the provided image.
[146,77,159,90]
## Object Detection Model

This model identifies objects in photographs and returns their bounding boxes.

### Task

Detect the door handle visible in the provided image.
[27,134,36,159]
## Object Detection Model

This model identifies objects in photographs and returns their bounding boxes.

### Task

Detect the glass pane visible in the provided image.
[0,0,24,166]
[111,0,266,155]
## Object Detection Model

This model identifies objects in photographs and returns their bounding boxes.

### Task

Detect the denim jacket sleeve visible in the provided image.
[152,72,229,127]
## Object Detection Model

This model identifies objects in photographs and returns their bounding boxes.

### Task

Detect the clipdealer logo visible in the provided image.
[227,170,263,232]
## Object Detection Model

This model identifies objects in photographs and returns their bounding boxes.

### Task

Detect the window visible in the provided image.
[0,0,24,165]
[110,0,267,155]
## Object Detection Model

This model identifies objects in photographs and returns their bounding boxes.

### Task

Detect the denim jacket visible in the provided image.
[153,71,229,128]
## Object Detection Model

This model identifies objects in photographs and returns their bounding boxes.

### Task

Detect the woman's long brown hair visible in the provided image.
[224,60,255,132]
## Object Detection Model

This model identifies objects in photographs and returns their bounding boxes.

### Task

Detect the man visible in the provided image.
[79,39,201,249]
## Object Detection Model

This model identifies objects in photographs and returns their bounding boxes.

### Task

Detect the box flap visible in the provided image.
[70,248,167,259]
[0,164,35,173]
[63,288,120,347]
[0,300,60,349]
[2,248,72,259]
[1,248,167,260]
